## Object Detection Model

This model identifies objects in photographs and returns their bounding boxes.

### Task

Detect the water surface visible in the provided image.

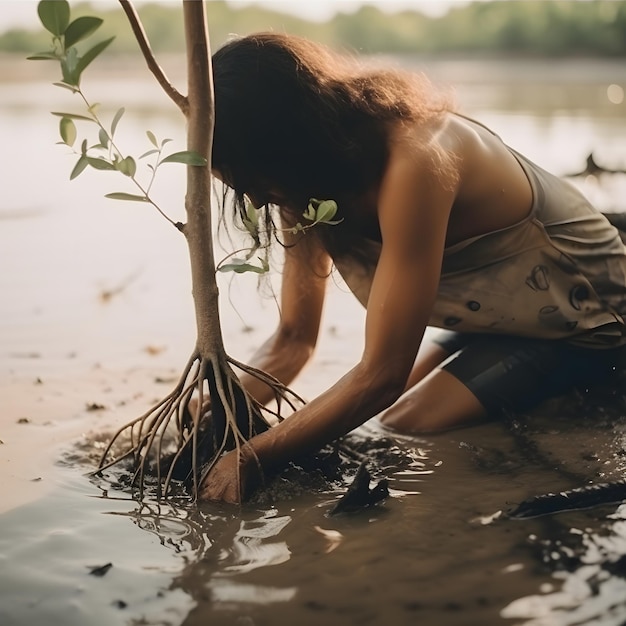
[1,54,626,626]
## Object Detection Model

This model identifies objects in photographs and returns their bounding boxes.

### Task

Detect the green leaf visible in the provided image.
[27,51,59,61]
[110,107,125,137]
[314,199,338,223]
[242,218,259,239]
[303,202,316,221]
[98,128,109,149]
[59,116,76,146]
[81,138,88,155]
[245,199,258,225]
[87,157,116,171]
[161,151,207,166]
[60,46,79,86]
[146,130,158,147]
[242,201,260,237]
[139,149,159,160]
[37,0,70,36]
[116,156,136,177]
[258,256,270,273]
[105,192,149,202]
[64,16,103,49]
[52,81,79,92]
[51,111,93,121]
[70,154,89,180]
[218,259,269,274]
[75,37,115,79]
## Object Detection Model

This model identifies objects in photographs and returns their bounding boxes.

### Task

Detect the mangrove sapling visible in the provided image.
[31,0,339,501]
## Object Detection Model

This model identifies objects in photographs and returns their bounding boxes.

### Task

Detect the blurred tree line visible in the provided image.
[2,0,626,57]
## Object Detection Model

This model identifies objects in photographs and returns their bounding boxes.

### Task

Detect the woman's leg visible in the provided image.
[379,334,624,435]
[403,339,455,389]
[380,367,487,433]
[380,330,486,433]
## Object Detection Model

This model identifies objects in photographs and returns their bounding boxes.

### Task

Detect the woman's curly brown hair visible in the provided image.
[211,32,455,258]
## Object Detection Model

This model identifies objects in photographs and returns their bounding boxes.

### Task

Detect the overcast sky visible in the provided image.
[0,0,467,30]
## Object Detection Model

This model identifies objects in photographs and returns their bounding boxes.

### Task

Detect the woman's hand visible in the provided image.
[199,445,262,504]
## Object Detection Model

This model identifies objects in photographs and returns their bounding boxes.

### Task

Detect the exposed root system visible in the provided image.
[96,350,304,500]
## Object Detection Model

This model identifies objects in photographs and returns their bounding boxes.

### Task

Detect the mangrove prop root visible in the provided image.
[94,350,304,501]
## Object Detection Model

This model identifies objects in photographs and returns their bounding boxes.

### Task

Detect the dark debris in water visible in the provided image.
[252,431,412,506]
[247,434,400,506]
[88,562,113,577]
[329,462,389,515]
[507,480,626,519]
[85,402,107,412]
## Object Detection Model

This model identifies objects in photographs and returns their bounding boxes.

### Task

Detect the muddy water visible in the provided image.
[1,54,626,625]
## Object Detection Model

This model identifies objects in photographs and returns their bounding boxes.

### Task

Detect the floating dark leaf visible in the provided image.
[329,462,389,515]
[88,562,113,577]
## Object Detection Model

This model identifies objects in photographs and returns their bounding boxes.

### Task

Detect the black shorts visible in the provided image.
[433,330,626,415]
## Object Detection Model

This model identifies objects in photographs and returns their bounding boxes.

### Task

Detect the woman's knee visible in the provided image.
[378,370,487,434]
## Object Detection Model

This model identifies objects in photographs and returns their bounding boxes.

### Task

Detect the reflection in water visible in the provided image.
[90,431,433,619]
[208,512,297,606]
[221,512,292,574]
[503,506,626,624]
[111,497,299,605]
[208,581,297,605]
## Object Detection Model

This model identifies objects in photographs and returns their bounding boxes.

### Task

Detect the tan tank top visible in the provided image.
[333,122,626,348]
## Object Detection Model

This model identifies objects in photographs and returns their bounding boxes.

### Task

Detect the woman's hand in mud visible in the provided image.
[200,445,261,504]
[186,397,211,423]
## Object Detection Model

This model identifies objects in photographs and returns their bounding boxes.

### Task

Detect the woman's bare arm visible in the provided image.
[201,139,458,502]
[235,219,332,405]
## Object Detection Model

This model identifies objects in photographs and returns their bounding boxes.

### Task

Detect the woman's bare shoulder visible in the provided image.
[386,114,533,242]
[440,114,534,236]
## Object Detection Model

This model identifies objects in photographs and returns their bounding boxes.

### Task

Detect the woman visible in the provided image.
[201,32,626,503]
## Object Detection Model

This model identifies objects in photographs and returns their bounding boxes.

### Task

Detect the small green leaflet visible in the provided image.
[111,108,125,137]
[161,151,207,166]
[116,156,136,177]
[37,0,70,36]
[87,157,115,171]
[27,52,59,61]
[307,198,339,223]
[59,116,76,146]
[74,37,115,82]
[218,257,269,274]
[70,154,88,180]
[105,192,149,202]
[64,16,103,49]
[146,130,159,147]
[313,199,338,223]
[51,111,93,121]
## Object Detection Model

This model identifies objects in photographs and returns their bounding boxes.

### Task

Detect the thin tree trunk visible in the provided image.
[181,0,223,358]
[99,0,303,500]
